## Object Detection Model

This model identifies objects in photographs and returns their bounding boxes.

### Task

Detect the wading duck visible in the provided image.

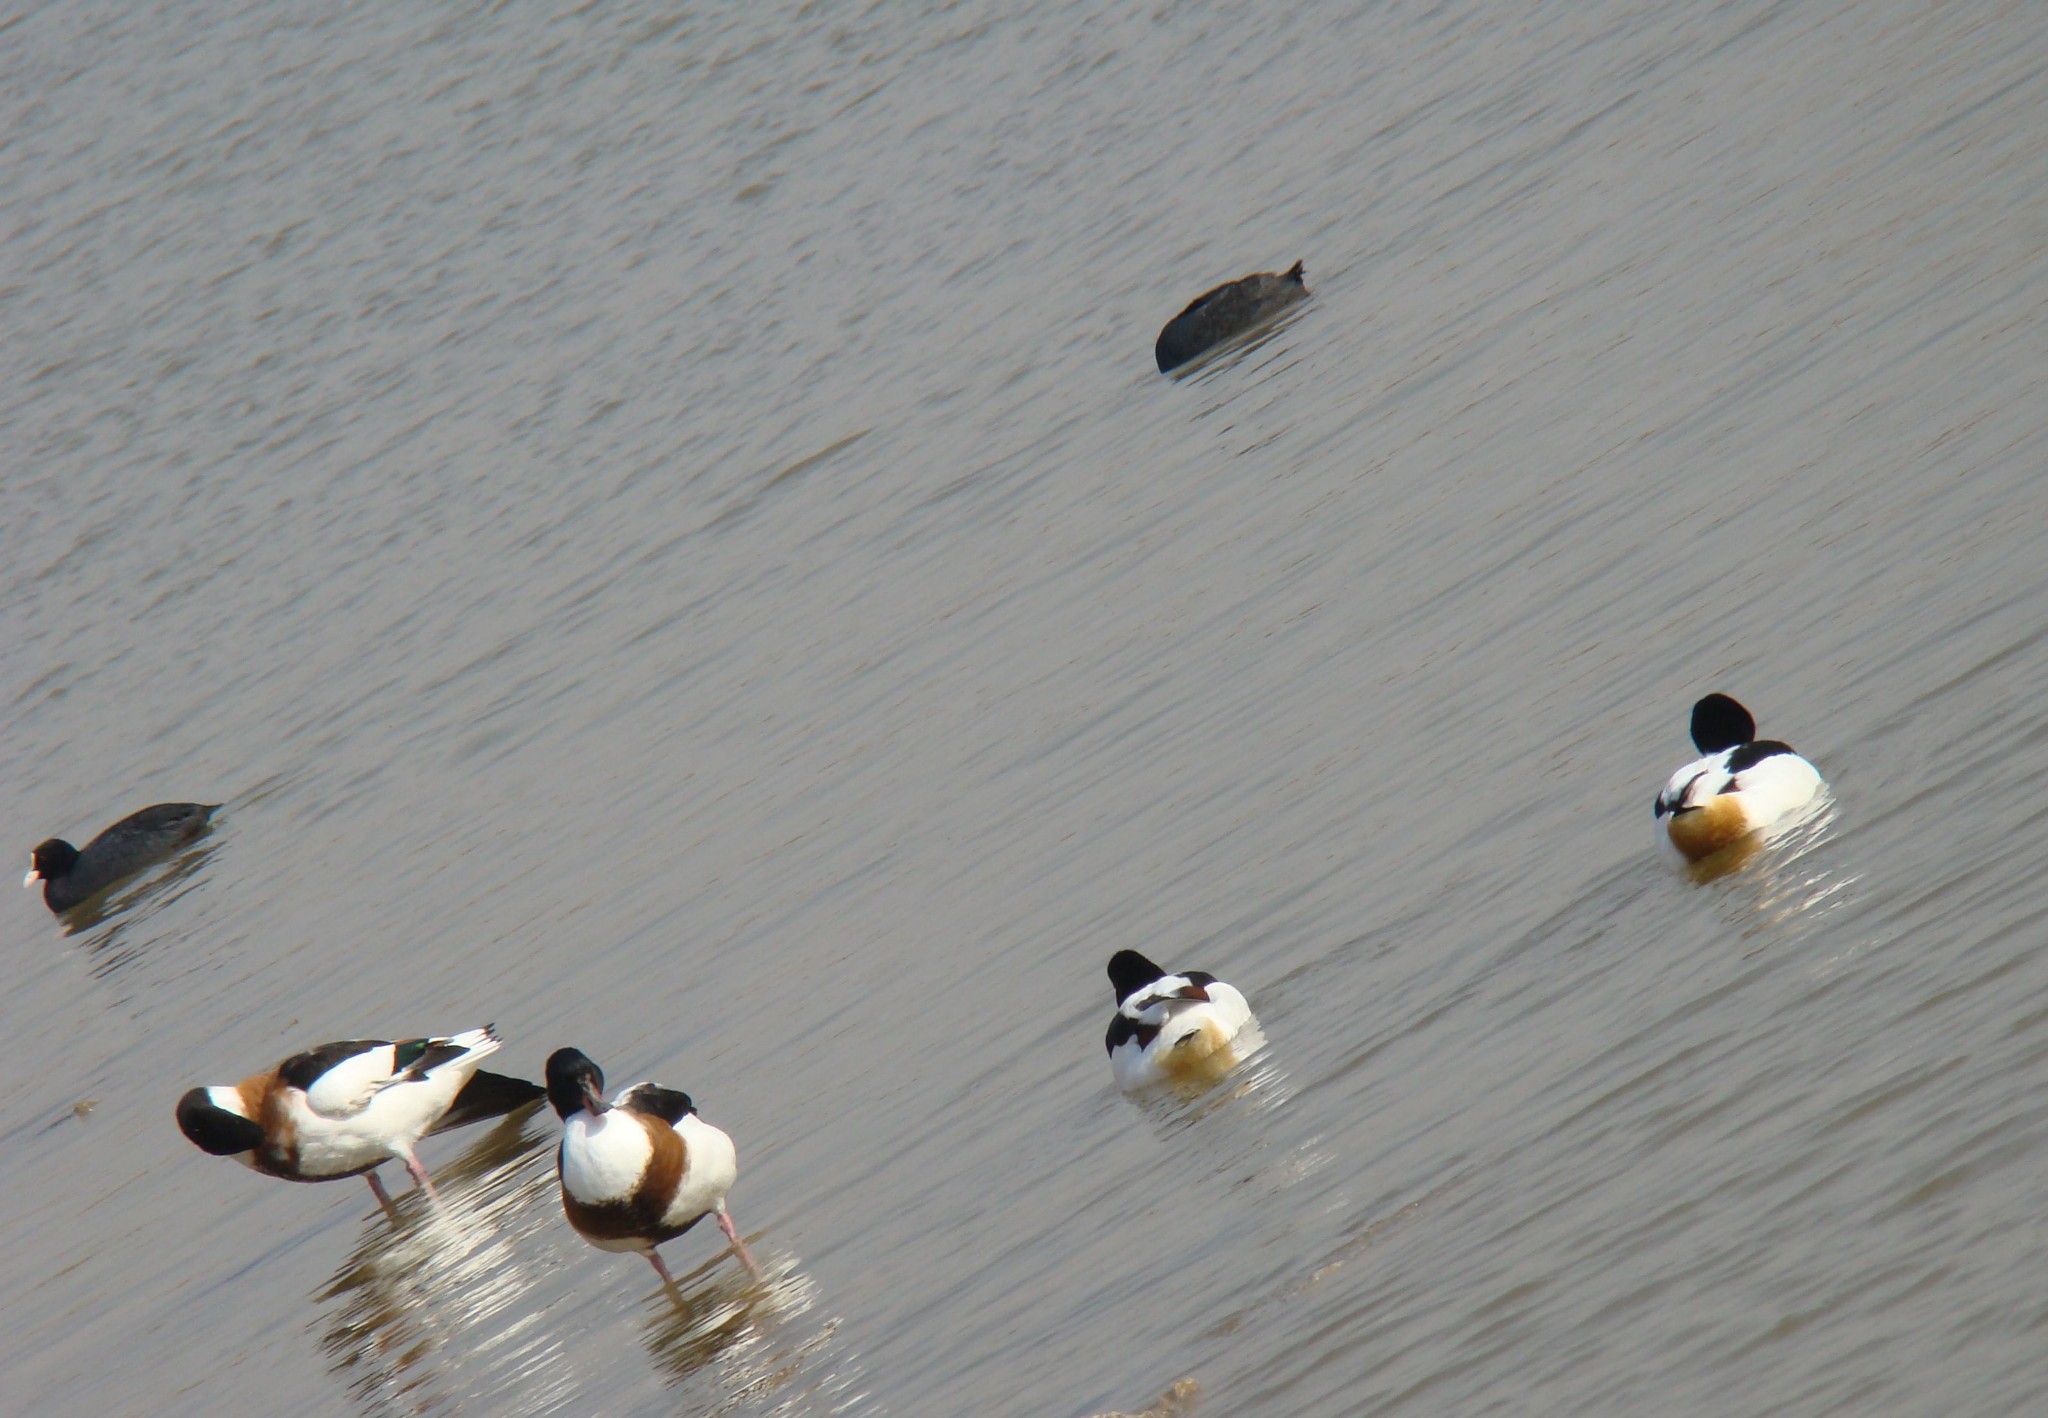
[175,1026,542,1215]
[26,801,220,912]
[1105,949,1254,1091]
[546,1047,759,1290]
[1654,693,1824,864]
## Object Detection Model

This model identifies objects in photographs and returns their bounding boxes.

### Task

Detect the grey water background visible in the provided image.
[5,0,2048,1413]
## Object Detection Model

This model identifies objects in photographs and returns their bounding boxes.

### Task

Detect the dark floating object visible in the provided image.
[1154,261,1309,373]
[25,802,221,913]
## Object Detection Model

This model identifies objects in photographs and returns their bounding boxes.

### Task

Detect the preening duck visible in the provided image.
[26,801,220,913]
[1654,693,1824,864]
[1104,949,1254,1091]
[546,1047,759,1291]
[175,1026,542,1215]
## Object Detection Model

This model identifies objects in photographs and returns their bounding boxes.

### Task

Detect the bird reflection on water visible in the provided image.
[634,1249,855,1411]
[1120,1020,1331,1206]
[57,840,224,972]
[1091,1376,1201,1418]
[315,1108,855,1413]
[1680,787,1838,885]
[316,1108,564,1417]
[1123,1017,1288,1128]
[1698,793,1855,942]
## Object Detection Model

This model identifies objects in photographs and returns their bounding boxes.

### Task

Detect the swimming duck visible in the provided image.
[1654,693,1824,863]
[175,1026,542,1214]
[26,801,220,913]
[1104,949,1254,1091]
[545,1047,758,1290]
[1155,261,1309,372]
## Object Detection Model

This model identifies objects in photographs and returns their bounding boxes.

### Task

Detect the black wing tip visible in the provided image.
[432,1070,547,1133]
[1284,259,1305,283]
[396,1036,475,1079]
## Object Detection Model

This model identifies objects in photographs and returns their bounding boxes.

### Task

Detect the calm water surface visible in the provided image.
[5,0,2048,1414]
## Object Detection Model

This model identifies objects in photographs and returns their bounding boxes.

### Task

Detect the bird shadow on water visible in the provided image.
[314,1109,561,1417]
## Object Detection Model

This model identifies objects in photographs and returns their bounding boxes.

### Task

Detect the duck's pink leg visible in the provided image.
[717,1208,761,1278]
[365,1170,401,1223]
[646,1249,685,1304]
[396,1146,442,1204]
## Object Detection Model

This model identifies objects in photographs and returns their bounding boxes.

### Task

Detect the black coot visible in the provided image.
[26,802,220,913]
[1155,261,1308,373]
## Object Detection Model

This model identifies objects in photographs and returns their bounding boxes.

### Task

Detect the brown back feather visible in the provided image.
[240,1070,302,1178]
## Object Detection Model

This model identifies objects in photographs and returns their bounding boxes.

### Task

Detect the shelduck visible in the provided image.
[1104,949,1255,1091]
[1654,693,1824,864]
[545,1047,759,1291]
[175,1026,542,1215]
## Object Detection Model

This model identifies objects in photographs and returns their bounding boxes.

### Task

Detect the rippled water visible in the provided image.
[6,0,2048,1413]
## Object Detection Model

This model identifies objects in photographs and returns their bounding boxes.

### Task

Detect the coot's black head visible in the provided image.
[1690,694,1758,754]
[545,1048,608,1119]
[25,838,78,886]
[175,1087,264,1157]
[1107,950,1169,1004]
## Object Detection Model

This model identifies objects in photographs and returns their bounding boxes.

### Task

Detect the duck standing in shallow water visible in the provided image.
[546,1048,759,1291]
[1104,949,1255,1091]
[25,801,219,912]
[1154,261,1308,372]
[1654,693,1824,864]
[175,1026,543,1215]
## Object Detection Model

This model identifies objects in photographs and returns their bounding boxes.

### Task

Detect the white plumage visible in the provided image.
[176,1025,540,1217]
[1104,950,1256,1092]
[291,1031,501,1177]
[1654,693,1825,864]
[659,1113,740,1231]
[559,1107,654,1230]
